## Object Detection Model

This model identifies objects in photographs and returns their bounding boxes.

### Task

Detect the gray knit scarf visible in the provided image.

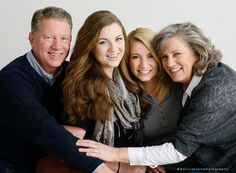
[93,69,141,146]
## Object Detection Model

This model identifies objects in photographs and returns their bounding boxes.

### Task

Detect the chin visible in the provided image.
[139,77,151,82]
[170,77,180,83]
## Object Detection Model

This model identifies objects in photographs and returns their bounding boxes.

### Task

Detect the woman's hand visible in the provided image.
[76,139,128,163]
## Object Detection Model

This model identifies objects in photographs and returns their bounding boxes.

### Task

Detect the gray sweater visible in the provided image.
[175,63,236,172]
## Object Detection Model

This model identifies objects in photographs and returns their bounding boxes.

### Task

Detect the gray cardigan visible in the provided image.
[175,62,236,172]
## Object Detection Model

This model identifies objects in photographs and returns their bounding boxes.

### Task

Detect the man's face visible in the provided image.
[29,18,71,75]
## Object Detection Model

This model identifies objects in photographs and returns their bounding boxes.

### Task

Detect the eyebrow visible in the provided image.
[98,34,123,40]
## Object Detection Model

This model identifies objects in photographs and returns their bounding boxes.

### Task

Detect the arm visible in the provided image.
[118,162,146,173]
[0,68,103,173]
[63,125,86,139]
[77,140,129,163]
[95,163,115,173]
[77,140,186,166]
[105,162,146,173]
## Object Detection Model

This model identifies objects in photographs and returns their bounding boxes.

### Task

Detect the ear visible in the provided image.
[28,32,34,45]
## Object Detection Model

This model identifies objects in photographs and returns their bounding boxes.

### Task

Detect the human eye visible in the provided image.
[173,52,181,57]
[44,35,54,41]
[131,55,139,60]
[148,54,154,59]
[160,54,167,59]
[116,36,123,41]
[98,41,106,45]
[61,36,71,42]
[98,39,107,45]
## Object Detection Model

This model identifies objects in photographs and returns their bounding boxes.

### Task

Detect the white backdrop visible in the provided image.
[0,0,236,70]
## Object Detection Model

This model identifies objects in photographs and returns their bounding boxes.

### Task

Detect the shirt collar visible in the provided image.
[26,51,62,85]
[182,74,203,106]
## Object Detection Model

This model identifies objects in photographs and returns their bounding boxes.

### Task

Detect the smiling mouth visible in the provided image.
[168,67,182,74]
[107,53,119,58]
[138,69,152,74]
[49,52,63,57]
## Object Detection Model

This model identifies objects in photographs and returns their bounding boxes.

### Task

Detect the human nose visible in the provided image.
[108,41,117,52]
[51,37,62,49]
[139,58,148,68]
[165,57,175,68]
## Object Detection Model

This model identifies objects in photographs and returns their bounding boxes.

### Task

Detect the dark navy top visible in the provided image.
[0,54,103,173]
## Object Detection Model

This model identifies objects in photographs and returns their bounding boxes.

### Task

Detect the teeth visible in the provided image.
[138,70,151,74]
[108,56,117,58]
[169,67,181,73]
[107,53,118,58]
[138,70,150,74]
[49,53,62,56]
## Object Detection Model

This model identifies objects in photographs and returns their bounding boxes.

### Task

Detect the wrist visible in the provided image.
[117,148,129,163]
[116,162,120,173]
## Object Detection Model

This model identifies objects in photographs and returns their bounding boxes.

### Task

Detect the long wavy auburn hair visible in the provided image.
[62,10,146,123]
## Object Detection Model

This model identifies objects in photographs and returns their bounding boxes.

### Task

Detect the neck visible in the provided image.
[142,77,159,95]
[142,78,171,102]
[104,68,115,79]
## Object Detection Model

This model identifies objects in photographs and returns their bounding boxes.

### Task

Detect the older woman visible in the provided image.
[77,22,236,173]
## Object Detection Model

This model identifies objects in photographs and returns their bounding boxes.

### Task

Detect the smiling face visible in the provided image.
[129,40,158,83]
[29,18,71,75]
[161,36,198,87]
[93,23,125,78]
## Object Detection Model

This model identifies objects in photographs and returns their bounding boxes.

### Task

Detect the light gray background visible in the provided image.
[0,0,235,70]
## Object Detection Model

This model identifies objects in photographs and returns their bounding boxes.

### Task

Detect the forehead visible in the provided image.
[163,36,188,52]
[36,18,71,35]
[130,40,150,52]
[98,23,123,38]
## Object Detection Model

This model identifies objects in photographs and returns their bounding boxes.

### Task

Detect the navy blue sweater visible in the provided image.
[0,54,103,173]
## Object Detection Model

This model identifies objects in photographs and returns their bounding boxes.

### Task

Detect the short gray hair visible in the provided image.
[153,22,222,75]
[31,6,72,33]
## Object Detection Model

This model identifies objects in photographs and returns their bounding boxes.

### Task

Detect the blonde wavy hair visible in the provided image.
[121,27,172,102]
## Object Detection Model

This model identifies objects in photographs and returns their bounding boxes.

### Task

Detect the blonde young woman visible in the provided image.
[122,28,183,173]
[126,28,183,146]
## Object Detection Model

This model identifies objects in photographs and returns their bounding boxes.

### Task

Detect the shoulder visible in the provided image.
[181,63,236,130]
[193,63,236,97]
[0,54,30,77]
[202,62,236,85]
[0,54,38,89]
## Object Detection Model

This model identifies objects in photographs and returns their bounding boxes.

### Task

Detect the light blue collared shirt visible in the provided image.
[26,51,62,85]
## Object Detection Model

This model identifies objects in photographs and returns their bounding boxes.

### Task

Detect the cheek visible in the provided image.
[129,61,137,74]
[130,63,135,72]
[119,41,125,51]
[93,47,103,58]
[151,61,159,71]
[186,61,195,72]
[161,60,167,70]
[63,44,70,51]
